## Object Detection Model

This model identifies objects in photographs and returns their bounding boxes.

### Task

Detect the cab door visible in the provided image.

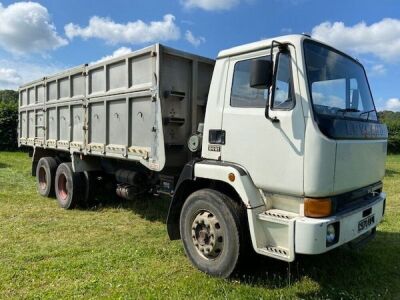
[220,47,305,195]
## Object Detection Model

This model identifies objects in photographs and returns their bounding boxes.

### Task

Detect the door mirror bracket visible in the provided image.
[264,40,288,123]
[265,101,280,123]
[249,40,288,123]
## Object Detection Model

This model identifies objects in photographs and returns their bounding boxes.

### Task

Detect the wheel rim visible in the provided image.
[38,167,47,190]
[191,210,224,259]
[58,173,68,202]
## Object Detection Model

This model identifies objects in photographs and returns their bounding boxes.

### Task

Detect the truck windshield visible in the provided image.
[304,40,378,122]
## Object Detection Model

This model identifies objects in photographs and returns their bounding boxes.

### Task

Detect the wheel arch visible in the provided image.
[167,160,263,240]
[31,148,68,176]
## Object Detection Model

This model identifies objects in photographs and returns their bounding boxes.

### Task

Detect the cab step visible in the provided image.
[257,209,298,224]
[255,209,298,262]
[259,245,291,260]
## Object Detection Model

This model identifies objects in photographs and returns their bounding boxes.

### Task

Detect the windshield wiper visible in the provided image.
[337,108,360,113]
[359,109,376,121]
[337,108,360,118]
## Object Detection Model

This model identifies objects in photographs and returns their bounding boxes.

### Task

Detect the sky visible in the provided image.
[0,0,399,111]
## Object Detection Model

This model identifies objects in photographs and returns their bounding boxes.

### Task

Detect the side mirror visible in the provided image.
[250,59,273,89]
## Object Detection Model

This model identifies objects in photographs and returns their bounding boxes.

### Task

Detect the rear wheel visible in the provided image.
[179,188,245,278]
[55,163,84,209]
[36,157,57,197]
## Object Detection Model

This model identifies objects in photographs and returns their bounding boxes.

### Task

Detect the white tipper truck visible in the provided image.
[18,34,388,277]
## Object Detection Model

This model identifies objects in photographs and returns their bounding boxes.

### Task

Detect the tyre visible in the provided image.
[55,162,84,209]
[179,188,246,278]
[36,157,58,197]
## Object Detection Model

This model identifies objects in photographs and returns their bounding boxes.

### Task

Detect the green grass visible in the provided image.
[0,151,399,299]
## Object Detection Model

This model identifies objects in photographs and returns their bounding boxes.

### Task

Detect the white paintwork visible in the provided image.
[199,34,387,261]
[255,209,296,261]
[194,161,365,262]
[295,193,385,254]
[217,35,301,59]
[194,162,265,208]
[221,44,305,195]
[201,58,230,161]
[203,34,387,197]
[194,162,296,261]
[264,192,304,214]
[334,140,387,194]
[303,108,387,197]
[303,116,337,196]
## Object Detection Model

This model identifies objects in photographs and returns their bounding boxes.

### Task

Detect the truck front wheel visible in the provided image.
[55,163,84,209]
[36,157,58,197]
[179,189,245,278]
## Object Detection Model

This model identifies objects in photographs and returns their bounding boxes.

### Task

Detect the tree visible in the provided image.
[0,90,18,103]
[378,111,400,153]
[0,90,19,150]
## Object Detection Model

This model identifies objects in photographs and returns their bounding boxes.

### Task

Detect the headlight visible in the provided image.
[326,224,336,244]
[326,222,340,246]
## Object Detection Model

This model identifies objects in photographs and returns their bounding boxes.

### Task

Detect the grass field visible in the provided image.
[0,151,399,299]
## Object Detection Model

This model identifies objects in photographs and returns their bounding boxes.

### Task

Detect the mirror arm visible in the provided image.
[265,40,288,123]
[265,105,280,123]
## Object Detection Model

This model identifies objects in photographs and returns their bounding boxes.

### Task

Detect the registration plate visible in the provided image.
[358,214,375,232]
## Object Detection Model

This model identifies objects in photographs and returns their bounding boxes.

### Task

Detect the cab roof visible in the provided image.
[217,34,308,59]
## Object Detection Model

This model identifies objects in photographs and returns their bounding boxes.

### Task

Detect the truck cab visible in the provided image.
[169,34,387,277]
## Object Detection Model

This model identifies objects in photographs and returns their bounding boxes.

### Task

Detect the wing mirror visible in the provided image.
[250,59,273,89]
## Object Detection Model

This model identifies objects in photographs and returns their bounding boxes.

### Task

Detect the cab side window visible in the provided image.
[272,53,295,110]
[230,57,270,108]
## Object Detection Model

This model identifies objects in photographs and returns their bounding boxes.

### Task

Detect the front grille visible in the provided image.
[333,182,382,214]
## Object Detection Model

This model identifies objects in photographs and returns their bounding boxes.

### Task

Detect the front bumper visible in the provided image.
[295,192,386,254]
